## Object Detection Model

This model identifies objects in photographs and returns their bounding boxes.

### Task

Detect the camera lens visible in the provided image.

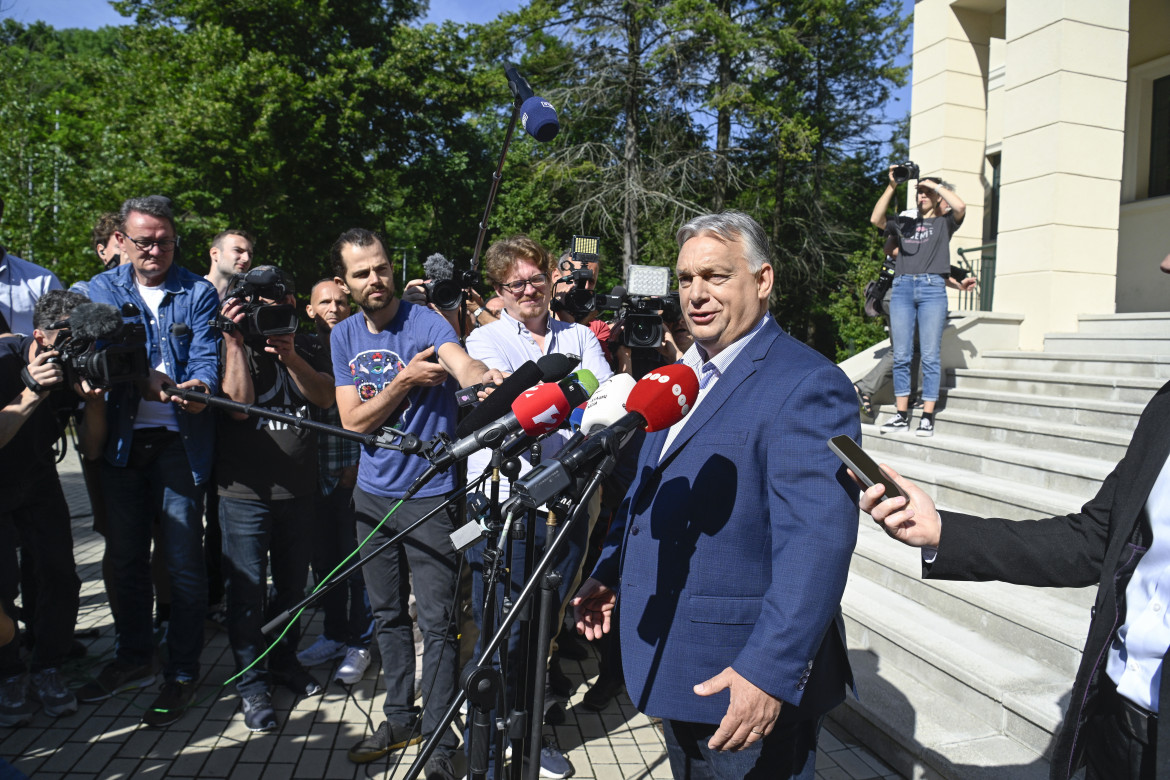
[426,279,464,311]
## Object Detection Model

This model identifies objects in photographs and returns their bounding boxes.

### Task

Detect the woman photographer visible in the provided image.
[869,166,966,436]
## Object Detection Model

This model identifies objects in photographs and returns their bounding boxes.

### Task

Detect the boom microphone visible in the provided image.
[504,63,560,143]
[423,253,454,281]
[65,302,123,341]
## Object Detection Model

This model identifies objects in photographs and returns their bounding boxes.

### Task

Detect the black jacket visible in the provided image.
[926,380,1170,780]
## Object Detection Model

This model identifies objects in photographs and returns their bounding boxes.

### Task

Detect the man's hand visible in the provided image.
[851,464,942,548]
[155,373,210,414]
[402,278,429,307]
[221,300,247,345]
[571,578,616,641]
[72,378,106,402]
[399,347,448,388]
[25,349,64,393]
[264,333,297,363]
[694,667,782,751]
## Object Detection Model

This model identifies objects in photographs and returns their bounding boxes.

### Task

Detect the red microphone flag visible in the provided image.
[511,381,571,436]
[625,364,700,432]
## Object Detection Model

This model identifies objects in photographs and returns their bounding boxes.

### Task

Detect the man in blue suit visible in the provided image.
[573,211,860,779]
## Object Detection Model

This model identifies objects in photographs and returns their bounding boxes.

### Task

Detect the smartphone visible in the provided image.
[827,435,907,502]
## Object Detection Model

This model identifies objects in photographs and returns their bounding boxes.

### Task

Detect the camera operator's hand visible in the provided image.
[402,278,429,307]
[887,165,900,188]
[72,378,106,402]
[221,299,247,346]
[398,347,449,388]
[24,348,65,394]
[264,333,297,364]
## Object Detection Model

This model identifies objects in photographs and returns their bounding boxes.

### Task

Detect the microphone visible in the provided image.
[512,364,699,507]
[456,359,543,437]
[424,253,454,281]
[504,63,560,143]
[66,302,123,341]
[537,352,578,382]
[580,373,636,434]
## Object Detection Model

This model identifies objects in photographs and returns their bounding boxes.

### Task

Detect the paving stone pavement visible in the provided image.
[0,453,903,780]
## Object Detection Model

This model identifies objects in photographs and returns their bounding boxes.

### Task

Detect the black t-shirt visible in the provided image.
[0,334,78,512]
[216,333,331,501]
[886,213,959,276]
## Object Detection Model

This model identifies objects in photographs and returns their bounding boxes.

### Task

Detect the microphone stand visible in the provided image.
[406,441,622,780]
[469,93,524,271]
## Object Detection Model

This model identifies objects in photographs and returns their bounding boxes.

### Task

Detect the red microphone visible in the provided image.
[512,381,572,436]
[626,364,700,432]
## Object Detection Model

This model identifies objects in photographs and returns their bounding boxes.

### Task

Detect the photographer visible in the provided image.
[870,166,965,436]
[79,195,220,728]
[216,265,335,732]
[0,290,104,727]
[551,251,614,367]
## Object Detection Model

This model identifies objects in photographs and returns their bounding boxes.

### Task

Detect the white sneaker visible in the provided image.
[334,646,372,685]
[297,635,346,668]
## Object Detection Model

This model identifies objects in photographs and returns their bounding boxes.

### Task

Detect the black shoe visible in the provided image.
[141,678,195,728]
[424,754,458,780]
[241,690,277,732]
[76,659,156,703]
[272,665,322,698]
[547,659,574,699]
[347,720,423,764]
[582,675,624,711]
[543,699,566,726]
[554,630,590,661]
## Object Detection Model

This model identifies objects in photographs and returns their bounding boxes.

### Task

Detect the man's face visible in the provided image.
[496,258,552,323]
[554,257,599,295]
[210,234,253,278]
[306,280,350,332]
[336,242,396,314]
[117,211,176,285]
[676,234,772,358]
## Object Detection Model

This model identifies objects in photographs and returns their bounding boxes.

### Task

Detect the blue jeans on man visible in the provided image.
[101,433,207,680]
[889,273,949,402]
[219,495,313,696]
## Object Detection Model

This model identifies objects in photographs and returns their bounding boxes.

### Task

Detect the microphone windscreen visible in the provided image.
[512,381,570,437]
[69,302,123,341]
[455,359,542,437]
[568,405,585,430]
[581,373,636,433]
[424,253,454,281]
[610,285,626,298]
[626,364,700,432]
[559,369,597,408]
[537,353,578,382]
[520,95,560,143]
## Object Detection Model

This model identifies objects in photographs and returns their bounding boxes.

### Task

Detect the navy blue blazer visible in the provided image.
[593,318,861,725]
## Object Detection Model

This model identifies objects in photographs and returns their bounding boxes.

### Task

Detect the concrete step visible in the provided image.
[977,351,1170,379]
[1074,311,1170,335]
[831,651,1052,780]
[1043,332,1170,356]
[862,424,1112,497]
[851,523,1092,676]
[951,369,1165,405]
[940,387,1143,433]
[841,574,1070,758]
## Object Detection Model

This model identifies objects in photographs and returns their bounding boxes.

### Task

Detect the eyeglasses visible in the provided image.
[121,233,179,251]
[498,273,550,294]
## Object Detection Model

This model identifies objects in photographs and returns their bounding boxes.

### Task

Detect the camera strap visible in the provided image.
[20,365,54,394]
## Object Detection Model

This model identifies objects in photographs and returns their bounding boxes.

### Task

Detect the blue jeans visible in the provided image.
[662,717,822,780]
[220,495,313,696]
[889,274,948,402]
[101,433,207,679]
[311,486,373,647]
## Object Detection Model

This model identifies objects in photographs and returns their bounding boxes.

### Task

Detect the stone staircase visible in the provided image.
[830,311,1170,779]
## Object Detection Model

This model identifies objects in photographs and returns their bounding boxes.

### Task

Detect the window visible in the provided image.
[1150,75,1170,198]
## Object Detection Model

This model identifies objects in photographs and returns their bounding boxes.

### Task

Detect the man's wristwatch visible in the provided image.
[472,306,487,321]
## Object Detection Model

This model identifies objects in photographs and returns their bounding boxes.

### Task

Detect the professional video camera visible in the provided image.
[213,266,298,337]
[607,264,682,349]
[892,161,920,184]
[550,235,623,319]
[423,253,481,311]
[45,302,149,388]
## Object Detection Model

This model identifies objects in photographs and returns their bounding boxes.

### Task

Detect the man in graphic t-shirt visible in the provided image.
[328,228,502,780]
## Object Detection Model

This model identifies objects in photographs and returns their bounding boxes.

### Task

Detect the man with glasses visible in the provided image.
[79,196,221,728]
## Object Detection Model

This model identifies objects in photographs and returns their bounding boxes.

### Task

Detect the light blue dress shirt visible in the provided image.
[0,252,63,335]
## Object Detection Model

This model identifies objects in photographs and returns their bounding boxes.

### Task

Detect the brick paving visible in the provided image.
[0,454,901,779]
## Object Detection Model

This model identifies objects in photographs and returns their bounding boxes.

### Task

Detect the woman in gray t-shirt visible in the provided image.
[868,171,966,436]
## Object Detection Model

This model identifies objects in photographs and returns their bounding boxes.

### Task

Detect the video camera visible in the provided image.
[550,235,618,319]
[45,302,149,388]
[423,253,481,311]
[213,266,298,337]
[608,264,681,349]
[892,161,920,184]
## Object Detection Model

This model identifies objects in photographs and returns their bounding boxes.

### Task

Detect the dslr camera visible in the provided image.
[214,266,299,337]
[551,235,622,319]
[44,302,150,389]
[892,161,920,184]
[421,253,480,311]
[609,264,681,349]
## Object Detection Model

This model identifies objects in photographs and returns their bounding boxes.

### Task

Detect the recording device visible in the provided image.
[551,235,607,319]
[607,265,683,348]
[38,302,150,389]
[579,373,637,433]
[504,63,560,143]
[827,435,908,503]
[892,161,920,184]
[512,364,699,507]
[423,253,480,312]
[864,255,898,318]
[214,266,298,337]
[455,353,578,437]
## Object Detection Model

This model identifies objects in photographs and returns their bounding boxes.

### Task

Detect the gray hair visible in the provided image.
[676,211,772,273]
[118,195,175,232]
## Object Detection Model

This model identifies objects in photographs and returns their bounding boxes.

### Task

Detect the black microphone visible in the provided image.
[536,352,578,382]
[424,253,454,282]
[504,63,560,143]
[171,323,191,338]
[456,359,543,438]
[67,302,123,341]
